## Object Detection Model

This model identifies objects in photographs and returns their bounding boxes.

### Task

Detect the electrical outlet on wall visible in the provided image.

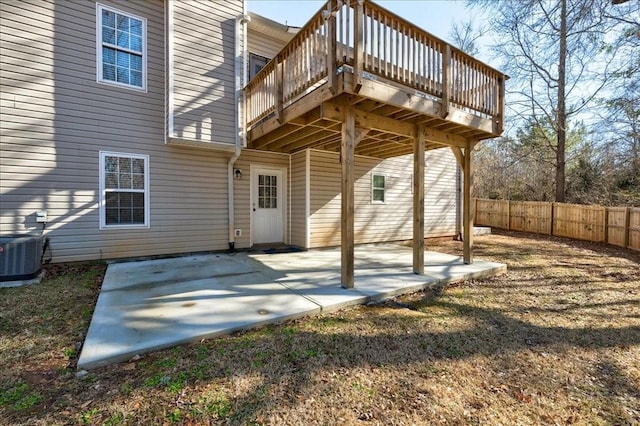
[36,211,47,223]
[234,229,242,237]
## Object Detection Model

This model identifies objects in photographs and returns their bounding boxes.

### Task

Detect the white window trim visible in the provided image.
[99,151,150,229]
[96,3,148,92]
[371,173,386,204]
[249,53,270,80]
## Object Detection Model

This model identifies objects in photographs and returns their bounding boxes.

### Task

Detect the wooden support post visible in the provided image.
[550,202,556,236]
[463,140,474,264]
[276,61,284,124]
[327,1,337,95]
[450,146,464,239]
[341,107,356,288]
[441,44,451,119]
[353,0,364,93]
[413,126,425,274]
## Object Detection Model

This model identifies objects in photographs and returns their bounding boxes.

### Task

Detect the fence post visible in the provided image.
[550,202,555,236]
[506,200,511,230]
[624,207,631,249]
[603,207,609,244]
[474,198,477,223]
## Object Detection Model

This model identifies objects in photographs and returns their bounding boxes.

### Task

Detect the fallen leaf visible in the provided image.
[515,390,532,403]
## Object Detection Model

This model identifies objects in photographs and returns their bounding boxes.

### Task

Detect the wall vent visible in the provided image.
[0,234,44,282]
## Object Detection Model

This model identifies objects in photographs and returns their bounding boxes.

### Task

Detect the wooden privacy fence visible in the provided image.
[475,199,640,251]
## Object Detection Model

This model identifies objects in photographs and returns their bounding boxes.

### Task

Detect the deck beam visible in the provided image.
[323,102,416,138]
[322,102,471,149]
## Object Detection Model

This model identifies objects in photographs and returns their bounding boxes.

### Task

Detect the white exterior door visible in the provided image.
[252,168,284,244]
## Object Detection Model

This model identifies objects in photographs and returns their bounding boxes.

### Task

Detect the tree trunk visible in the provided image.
[556,0,567,202]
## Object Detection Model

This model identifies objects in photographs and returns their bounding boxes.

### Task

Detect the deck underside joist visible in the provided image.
[247,72,499,159]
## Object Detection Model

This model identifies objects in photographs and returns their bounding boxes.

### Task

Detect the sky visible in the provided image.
[246,0,479,53]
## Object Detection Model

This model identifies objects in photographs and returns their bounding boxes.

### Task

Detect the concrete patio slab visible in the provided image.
[78,244,506,370]
[78,254,321,369]
[249,244,505,306]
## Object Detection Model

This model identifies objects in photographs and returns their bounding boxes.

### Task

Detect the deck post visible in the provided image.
[441,44,451,119]
[353,0,364,92]
[326,0,337,94]
[497,76,505,134]
[341,107,356,288]
[276,61,284,124]
[413,126,425,274]
[463,140,474,264]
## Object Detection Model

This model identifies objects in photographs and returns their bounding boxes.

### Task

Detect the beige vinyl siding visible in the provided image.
[247,31,287,60]
[424,147,459,236]
[289,150,307,247]
[231,149,290,248]
[0,0,245,262]
[170,0,241,143]
[308,148,458,248]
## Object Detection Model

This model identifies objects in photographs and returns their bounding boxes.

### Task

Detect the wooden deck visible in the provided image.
[245,0,507,159]
[243,0,508,288]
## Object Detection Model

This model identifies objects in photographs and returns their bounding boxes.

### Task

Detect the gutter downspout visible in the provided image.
[228,11,251,252]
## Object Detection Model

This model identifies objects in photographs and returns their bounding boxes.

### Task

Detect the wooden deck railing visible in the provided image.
[246,0,506,131]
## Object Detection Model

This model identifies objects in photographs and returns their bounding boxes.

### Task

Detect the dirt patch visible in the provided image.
[1,233,638,425]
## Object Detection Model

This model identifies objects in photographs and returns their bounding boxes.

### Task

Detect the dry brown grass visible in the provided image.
[1,231,639,425]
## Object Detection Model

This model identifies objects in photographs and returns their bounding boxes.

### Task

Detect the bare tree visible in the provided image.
[449,20,486,57]
[473,0,628,202]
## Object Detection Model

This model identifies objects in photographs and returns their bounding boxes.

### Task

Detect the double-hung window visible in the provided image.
[372,174,386,203]
[97,4,146,90]
[100,152,149,228]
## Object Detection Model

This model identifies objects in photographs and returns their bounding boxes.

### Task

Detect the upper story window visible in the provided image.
[96,4,147,91]
[372,174,386,203]
[249,54,269,80]
[99,151,150,229]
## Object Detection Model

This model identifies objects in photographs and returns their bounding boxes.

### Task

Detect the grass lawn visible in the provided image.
[1,230,639,425]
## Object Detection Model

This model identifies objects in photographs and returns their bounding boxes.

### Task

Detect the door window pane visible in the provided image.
[258,174,278,209]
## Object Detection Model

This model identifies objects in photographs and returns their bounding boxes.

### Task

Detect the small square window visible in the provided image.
[97,4,146,91]
[372,174,385,203]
